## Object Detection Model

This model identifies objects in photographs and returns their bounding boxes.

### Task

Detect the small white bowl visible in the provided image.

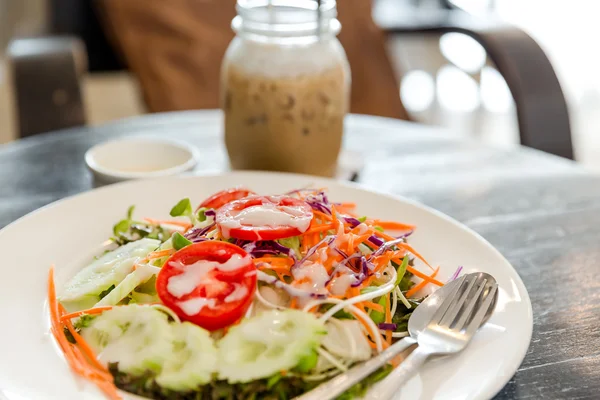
[85,137,199,186]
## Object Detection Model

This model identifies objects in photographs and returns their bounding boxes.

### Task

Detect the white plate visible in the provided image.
[0,171,532,400]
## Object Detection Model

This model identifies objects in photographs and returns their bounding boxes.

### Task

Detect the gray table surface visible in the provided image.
[1,111,598,399]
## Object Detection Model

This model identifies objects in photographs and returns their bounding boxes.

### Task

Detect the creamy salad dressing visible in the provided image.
[178,297,217,316]
[292,262,329,304]
[218,202,311,238]
[329,274,357,296]
[224,283,249,303]
[167,254,251,297]
[167,254,252,314]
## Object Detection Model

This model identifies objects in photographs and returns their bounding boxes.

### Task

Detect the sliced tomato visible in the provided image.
[156,241,256,331]
[216,195,313,241]
[197,187,255,211]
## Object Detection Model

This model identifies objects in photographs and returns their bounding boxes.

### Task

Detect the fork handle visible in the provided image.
[369,346,431,400]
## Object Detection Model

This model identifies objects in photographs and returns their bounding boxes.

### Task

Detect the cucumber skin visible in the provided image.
[81,305,174,376]
[156,322,218,391]
[59,238,160,307]
[218,309,327,383]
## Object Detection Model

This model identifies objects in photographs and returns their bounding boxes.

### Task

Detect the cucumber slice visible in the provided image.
[130,291,159,304]
[59,238,160,308]
[94,265,159,307]
[156,322,218,391]
[81,304,173,375]
[218,309,327,383]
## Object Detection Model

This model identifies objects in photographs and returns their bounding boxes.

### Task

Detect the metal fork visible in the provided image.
[370,273,499,399]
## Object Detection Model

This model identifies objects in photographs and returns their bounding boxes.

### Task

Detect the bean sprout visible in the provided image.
[390,283,398,317]
[328,318,358,360]
[303,297,383,353]
[319,266,397,322]
[395,286,411,309]
[316,347,348,372]
[254,287,286,310]
[302,366,351,381]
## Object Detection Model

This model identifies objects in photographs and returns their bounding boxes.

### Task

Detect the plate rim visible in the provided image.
[0,170,533,399]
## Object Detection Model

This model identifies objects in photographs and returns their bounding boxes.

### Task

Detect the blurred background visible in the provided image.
[0,0,596,168]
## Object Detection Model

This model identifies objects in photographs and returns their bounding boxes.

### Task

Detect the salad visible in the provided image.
[47,187,449,400]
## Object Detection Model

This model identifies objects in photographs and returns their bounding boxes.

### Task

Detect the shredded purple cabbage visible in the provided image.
[324,252,361,286]
[351,256,374,287]
[184,223,216,242]
[306,201,332,215]
[343,217,384,248]
[369,237,406,259]
[378,323,397,330]
[339,251,361,266]
[285,188,315,195]
[397,230,413,239]
[448,266,463,282]
[244,241,297,260]
[346,217,377,245]
[368,235,384,247]
[234,238,250,248]
[304,192,332,215]
[344,217,361,228]
[333,248,347,259]
[204,209,216,217]
[293,235,336,269]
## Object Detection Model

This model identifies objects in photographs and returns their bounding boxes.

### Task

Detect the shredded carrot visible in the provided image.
[395,243,433,269]
[303,224,335,236]
[373,234,432,269]
[48,267,83,373]
[372,220,416,231]
[353,233,373,248]
[372,230,398,242]
[323,256,337,272]
[402,264,444,286]
[60,306,114,322]
[289,297,298,309]
[331,205,338,226]
[363,301,384,313]
[406,266,440,298]
[339,202,356,209]
[352,309,382,347]
[313,211,333,221]
[253,256,293,266]
[143,217,191,230]
[48,267,122,400]
[294,277,311,285]
[346,235,355,254]
[370,253,394,274]
[60,305,112,375]
[146,249,174,260]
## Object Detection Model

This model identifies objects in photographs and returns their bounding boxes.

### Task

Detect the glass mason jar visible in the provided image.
[221,0,350,177]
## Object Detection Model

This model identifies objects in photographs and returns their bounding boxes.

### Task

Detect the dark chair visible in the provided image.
[6,0,573,160]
